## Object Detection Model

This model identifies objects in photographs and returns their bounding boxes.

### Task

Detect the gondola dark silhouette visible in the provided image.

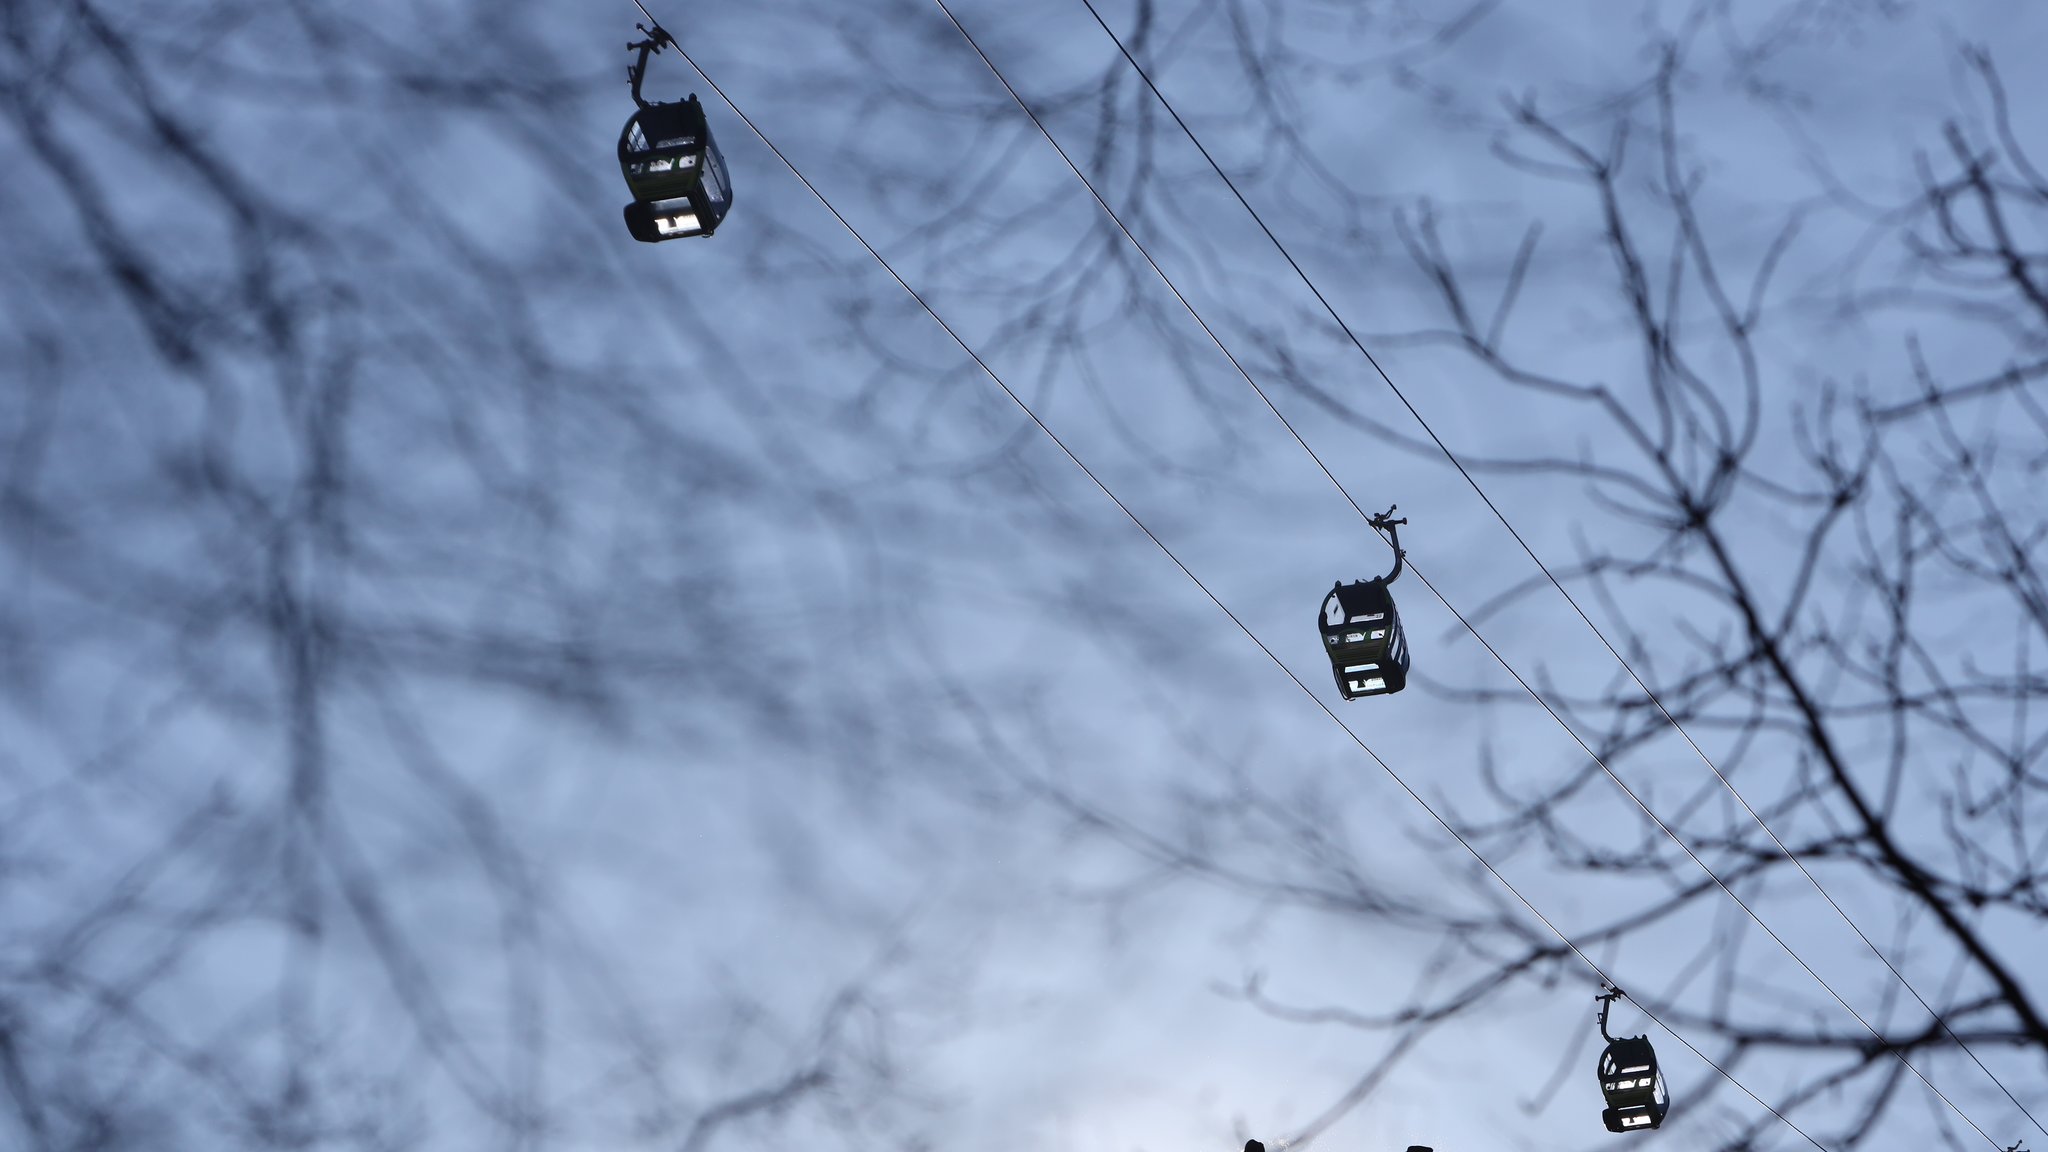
[1319,508,1412,698]
[618,23,731,242]
[1596,987,1669,1133]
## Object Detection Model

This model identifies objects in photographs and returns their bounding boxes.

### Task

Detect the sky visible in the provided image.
[3,0,2047,1150]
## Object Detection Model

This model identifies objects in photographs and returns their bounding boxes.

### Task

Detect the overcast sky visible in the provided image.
[4,1,2047,1151]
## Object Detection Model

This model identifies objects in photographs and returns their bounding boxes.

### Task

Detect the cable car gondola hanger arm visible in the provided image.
[626,22,674,109]
[1369,505,1406,585]
[1597,985,1626,1043]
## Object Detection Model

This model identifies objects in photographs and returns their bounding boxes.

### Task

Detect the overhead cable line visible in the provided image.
[1065,0,2046,1141]
[635,9,1826,1147]
[925,2,2016,1146]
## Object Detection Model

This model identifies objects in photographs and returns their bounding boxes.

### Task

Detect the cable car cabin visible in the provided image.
[620,96,731,242]
[1598,1036,1669,1133]
[1321,578,1410,698]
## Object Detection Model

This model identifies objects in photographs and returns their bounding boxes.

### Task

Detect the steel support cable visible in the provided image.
[1068,21,2043,1121]
[1075,0,2045,1140]
[927,2,2020,1146]
[1065,1,2047,1139]
[625,10,1827,1148]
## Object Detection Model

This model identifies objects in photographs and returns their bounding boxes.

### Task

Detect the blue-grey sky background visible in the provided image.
[4,1,2046,1150]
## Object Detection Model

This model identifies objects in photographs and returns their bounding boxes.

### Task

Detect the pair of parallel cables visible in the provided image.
[630,0,2040,1146]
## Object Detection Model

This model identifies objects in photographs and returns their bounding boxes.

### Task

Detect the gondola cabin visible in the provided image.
[620,95,731,241]
[1321,577,1410,698]
[1598,1036,1669,1132]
